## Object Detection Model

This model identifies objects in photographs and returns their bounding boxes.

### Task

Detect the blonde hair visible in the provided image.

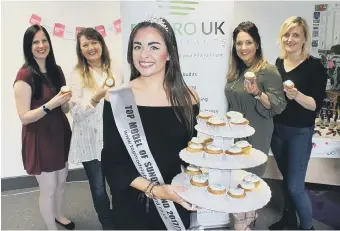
[75,62,114,89]
[278,16,311,60]
[227,21,267,81]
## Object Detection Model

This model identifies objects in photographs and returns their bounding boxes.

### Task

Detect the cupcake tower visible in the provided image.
[172,111,271,213]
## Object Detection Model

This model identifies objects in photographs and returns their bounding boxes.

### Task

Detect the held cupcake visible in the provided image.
[207,184,227,195]
[283,80,295,89]
[227,187,246,199]
[105,77,115,87]
[239,180,256,192]
[60,86,72,94]
[234,140,252,154]
[244,71,256,84]
[243,174,261,188]
[225,146,243,155]
[190,174,209,187]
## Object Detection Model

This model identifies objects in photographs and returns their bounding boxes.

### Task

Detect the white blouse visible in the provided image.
[68,68,122,164]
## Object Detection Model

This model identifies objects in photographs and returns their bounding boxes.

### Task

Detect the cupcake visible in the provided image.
[186,143,204,153]
[234,141,252,154]
[243,174,261,187]
[105,77,115,87]
[225,146,243,155]
[197,111,214,128]
[226,111,243,120]
[198,134,214,144]
[188,137,206,146]
[239,180,256,192]
[244,72,256,84]
[190,174,209,187]
[283,80,295,89]
[227,187,246,199]
[206,117,227,126]
[230,117,249,126]
[60,86,71,94]
[205,144,223,155]
[207,184,227,195]
[184,165,202,175]
[200,167,209,177]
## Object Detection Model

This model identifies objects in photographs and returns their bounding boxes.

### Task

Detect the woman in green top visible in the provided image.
[225,21,287,230]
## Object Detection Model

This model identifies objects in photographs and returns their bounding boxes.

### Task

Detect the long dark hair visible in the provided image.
[23,25,61,99]
[127,18,198,135]
[227,21,267,81]
[76,28,114,89]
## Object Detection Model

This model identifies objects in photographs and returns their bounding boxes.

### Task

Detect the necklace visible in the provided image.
[230,75,244,90]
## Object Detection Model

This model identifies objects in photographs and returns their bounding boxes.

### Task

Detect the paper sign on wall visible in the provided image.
[29,14,41,25]
[64,25,76,40]
[53,23,65,37]
[95,25,106,37]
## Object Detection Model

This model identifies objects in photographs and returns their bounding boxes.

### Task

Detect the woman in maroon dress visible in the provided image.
[13,25,74,230]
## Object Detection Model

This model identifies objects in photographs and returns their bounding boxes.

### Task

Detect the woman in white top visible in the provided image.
[68,28,122,230]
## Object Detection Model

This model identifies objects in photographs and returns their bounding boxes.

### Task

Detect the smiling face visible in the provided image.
[79,35,103,63]
[235,31,257,66]
[132,27,169,78]
[31,30,50,61]
[282,25,306,56]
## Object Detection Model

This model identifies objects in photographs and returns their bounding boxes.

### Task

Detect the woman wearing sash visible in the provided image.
[67,28,121,230]
[102,17,199,230]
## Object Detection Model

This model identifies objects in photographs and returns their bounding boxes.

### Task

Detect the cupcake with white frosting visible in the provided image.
[227,187,246,199]
[283,80,295,89]
[226,111,243,120]
[234,140,252,154]
[198,134,213,145]
[243,174,261,187]
[188,137,206,146]
[206,117,227,133]
[190,174,209,187]
[239,180,256,192]
[196,111,214,128]
[230,117,249,132]
[186,143,204,153]
[207,184,227,195]
[184,165,202,176]
[225,146,243,155]
[205,144,223,155]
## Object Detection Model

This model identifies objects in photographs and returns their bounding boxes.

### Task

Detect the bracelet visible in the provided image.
[144,181,154,193]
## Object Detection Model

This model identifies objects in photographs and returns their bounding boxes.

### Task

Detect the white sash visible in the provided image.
[109,86,186,230]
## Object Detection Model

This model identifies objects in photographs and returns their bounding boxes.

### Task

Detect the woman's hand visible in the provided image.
[244,79,259,95]
[153,184,199,211]
[284,87,299,100]
[92,81,108,102]
[46,91,72,110]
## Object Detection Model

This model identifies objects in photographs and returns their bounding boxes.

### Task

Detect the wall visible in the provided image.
[1,1,123,178]
[2,1,339,178]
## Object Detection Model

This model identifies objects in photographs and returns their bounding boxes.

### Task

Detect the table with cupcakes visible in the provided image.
[171,111,272,213]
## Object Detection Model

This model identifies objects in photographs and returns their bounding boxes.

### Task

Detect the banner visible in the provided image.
[120,1,235,227]
[120,1,235,115]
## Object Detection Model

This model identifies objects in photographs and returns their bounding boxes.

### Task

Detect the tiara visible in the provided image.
[144,16,168,32]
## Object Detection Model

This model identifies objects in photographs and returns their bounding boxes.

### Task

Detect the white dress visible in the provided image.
[68,68,121,164]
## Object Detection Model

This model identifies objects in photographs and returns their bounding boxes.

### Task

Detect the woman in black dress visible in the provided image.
[101,17,199,230]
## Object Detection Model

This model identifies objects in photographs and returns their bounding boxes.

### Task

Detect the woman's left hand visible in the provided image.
[244,80,259,95]
[284,87,299,100]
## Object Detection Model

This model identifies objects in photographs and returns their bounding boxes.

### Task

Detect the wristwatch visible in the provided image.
[42,104,51,114]
[145,182,159,198]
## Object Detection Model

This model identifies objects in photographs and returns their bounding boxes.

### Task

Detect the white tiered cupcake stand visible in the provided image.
[171,121,272,214]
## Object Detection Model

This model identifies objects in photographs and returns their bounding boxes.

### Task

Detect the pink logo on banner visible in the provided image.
[29,14,41,25]
[114,19,121,33]
[53,23,65,37]
[95,25,106,37]
[76,27,85,36]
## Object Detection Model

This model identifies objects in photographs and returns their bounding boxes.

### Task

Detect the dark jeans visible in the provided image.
[270,123,314,229]
[82,159,114,230]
